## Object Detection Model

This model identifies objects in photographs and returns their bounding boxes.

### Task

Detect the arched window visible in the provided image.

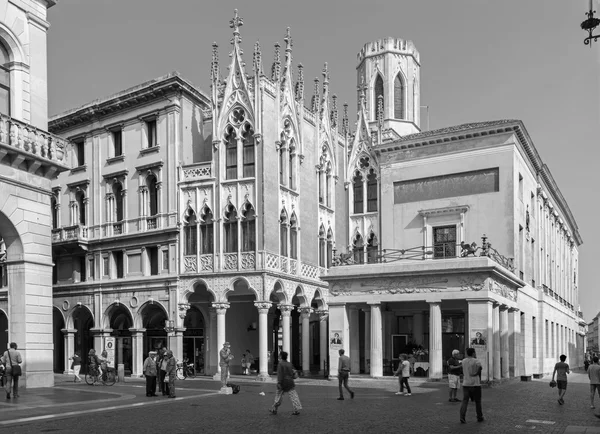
[279,144,286,185]
[327,228,334,268]
[0,43,10,117]
[76,191,86,225]
[225,126,237,180]
[51,198,58,229]
[367,232,378,264]
[113,183,124,222]
[374,74,384,121]
[241,203,255,252]
[290,213,298,260]
[147,175,158,216]
[318,225,326,267]
[325,162,332,208]
[242,123,255,178]
[353,173,363,214]
[200,207,214,254]
[367,169,377,212]
[353,233,364,265]
[288,140,295,190]
[280,209,288,256]
[184,210,197,256]
[394,73,405,119]
[223,204,238,253]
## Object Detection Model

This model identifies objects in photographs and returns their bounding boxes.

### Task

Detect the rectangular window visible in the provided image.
[226,140,237,180]
[545,319,549,355]
[290,229,297,260]
[0,66,9,116]
[243,140,254,178]
[146,120,157,148]
[88,257,95,281]
[519,225,524,279]
[367,176,377,212]
[184,225,197,256]
[79,256,86,283]
[103,256,109,277]
[353,181,363,214]
[162,249,169,271]
[242,220,255,252]
[532,316,537,358]
[319,239,325,267]
[200,224,214,254]
[75,140,85,167]
[518,173,524,202]
[224,222,238,253]
[113,130,123,157]
[114,251,124,278]
[433,225,456,259]
[280,225,288,256]
[327,241,333,268]
[148,246,159,276]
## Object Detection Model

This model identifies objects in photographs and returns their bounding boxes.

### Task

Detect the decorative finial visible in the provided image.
[229,9,244,39]
[322,62,330,95]
[211,42,219,83]
[253,41,262,75]
[358,77,367,109]
[271,42,281,81]
[284,27,293,53]
[295,63,304,101]
[311,77,320,112]
[342,102,349,136]
[331,94,338,130]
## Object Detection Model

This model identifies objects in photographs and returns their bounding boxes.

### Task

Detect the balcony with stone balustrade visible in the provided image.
[0,114,70,179]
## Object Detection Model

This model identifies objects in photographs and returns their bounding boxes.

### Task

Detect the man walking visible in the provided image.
[551,354,570,405]
[459,347,483,424]
[337,349,354,400]
[447,349,462,402]
[588,356,600,409]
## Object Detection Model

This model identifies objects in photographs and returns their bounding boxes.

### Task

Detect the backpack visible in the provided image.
[226,383,240,394]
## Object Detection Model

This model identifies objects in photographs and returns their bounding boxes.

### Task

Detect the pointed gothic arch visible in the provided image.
[290,212,298,260]
[183,204,198,256]
[374,74,384,121]
[223,202,238,253]
[240,200,255,252]
[352,232,365,265]
[199,203,214,255]
[394,72,406,120]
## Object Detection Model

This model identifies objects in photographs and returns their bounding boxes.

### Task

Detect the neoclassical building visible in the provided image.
[0,0,70,388]
[323,37,585,380]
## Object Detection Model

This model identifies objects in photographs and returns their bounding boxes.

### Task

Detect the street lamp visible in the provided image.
[164,320,175,334]
[582,1,600,46]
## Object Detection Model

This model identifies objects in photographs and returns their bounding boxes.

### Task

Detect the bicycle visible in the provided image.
[176,358,196,380]
[85,365,116,386]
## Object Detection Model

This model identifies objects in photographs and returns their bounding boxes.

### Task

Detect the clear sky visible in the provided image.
[47,1,600,320]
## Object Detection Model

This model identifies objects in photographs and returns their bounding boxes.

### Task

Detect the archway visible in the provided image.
[141,302,168,358]
[224,278,257,375]
[108,305,133,374]
[71,305,94,374]
[0,309,7,353]
[187,281,213,375]
[53,307,65,373]
[291,286,308,369]
[268,282,286,373]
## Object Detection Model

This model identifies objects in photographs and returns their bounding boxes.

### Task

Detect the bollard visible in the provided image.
[118,363,125,383]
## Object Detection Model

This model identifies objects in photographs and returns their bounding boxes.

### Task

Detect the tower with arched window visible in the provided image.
[356,37,421,138]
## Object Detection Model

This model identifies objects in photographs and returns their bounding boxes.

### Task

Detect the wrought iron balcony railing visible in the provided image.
[332,234,515,273]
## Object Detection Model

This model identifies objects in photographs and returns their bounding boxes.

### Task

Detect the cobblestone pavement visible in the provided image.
[2,372,600,433]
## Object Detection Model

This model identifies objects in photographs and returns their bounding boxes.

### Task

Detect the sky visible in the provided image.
[47,1,600,321]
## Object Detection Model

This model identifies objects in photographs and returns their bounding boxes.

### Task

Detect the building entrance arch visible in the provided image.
[224,278,258,375]
[183,307,205,375]
[0,308,7,352]
[108,305,133,374]
[141,303,168,356]
[53,307,65,373]
[71,305,94,374]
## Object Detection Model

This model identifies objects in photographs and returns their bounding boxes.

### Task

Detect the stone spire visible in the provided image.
[295,63,304,101]
[321,62,330,116]
[253,41,262,76]
[331,94,338,130]
[271,42,281,82]
[342,102,349,137]
[311,77,320,113]
[210,42,220,84]
[229,8,243,47]
[284,27,293,69]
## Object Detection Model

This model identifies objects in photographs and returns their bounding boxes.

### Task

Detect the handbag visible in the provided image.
[549,380,557,388]
[7,350,21,377]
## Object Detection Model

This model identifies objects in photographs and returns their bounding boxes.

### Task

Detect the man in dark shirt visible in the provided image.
[337,349,354,400]
[552,354,570,405]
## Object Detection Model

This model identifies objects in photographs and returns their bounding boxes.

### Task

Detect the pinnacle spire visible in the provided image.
[284,27,293,62]
[271,42,281,81]
[331,94,338,130]
[322,62,330,99]
[311,77,320,112]
[229,9,244,46]
[253,41,263,75]
[342,102,349,136]
[295,63,304,101]
[211,42,220,83]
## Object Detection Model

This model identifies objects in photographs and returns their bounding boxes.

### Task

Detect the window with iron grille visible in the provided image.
[433,226,456,259]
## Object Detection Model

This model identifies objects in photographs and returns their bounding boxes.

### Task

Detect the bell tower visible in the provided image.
[356,37,421,137]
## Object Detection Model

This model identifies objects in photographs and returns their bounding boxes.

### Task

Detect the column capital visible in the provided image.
[129,328,146,334]
[212,302,230,314]
[61,328,77,335]
[315,309,329,321]
[90,328,113,336]
[254,301,272,313]
[299,307,313,318]
[279,304,294,316]
[367,302,382,307]
[499,304,509,311]
[427,301,442,306]
[508,307,520,313]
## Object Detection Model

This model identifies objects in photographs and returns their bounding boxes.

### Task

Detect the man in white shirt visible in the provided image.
[459,347,483,424]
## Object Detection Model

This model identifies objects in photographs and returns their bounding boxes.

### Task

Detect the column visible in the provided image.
[369,302,383,378]
[130,328,145,377]
[62,329,76,374]
[349,306,360,374]
[492,303,501,380]
[364,309,371,374]
[299,307,313,376]
[209,307,218,375]
[211,302,229,380]
[255,301,272,381]
[328,303,349,379]
[317,311,329,375]
[279,304,293,355]
[508,308,520,378]
[173,328,184,364]
[428,302,443,380]
[500,306,509,378]
[413,312,424,346]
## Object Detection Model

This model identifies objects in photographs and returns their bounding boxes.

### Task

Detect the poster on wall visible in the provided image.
[330,330,343,349]
[470,328,487,356]
[104,337,115,368]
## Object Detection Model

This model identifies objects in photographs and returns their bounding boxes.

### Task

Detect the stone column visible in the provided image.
[279,304,293,355]
[428,302,443,380]
[508,308,520,378]
[299,307,313,376]
[493,303,501,380]
[317,310,328,375]
[173,328,185,364]
[364,309,371,374]
[369,302,383,378]
[255,301,272,381]
[500,306,509,378]
[209,307,217,376]
[328,303,349,379]
[211,302,229,379]
[349,305,360,374]
[413,312,424,346]
[62,329,76,374]
[130,328,146,377]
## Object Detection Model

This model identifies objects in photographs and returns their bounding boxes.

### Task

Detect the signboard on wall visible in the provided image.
[105,337,115,368]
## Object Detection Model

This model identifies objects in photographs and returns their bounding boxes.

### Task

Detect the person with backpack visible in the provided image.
[269,351,301,416]
[1,342,22,399]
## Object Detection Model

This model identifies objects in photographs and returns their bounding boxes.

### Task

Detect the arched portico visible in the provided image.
[67,305,94,374]
[135,300,168,376]
[185,282,213,375]
[52,307,65,373]
[104,303,133,375]
[0,308,7,356]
